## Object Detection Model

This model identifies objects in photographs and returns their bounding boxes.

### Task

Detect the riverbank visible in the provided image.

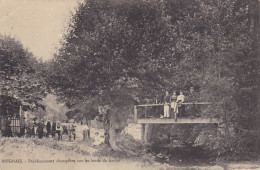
[0,137,259,170]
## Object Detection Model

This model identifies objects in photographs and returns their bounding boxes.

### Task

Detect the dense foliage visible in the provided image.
[47,0,259,160]
[0,35,48,115]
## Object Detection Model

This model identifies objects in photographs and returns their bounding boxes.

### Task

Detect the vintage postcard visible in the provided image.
[0,0,259,170]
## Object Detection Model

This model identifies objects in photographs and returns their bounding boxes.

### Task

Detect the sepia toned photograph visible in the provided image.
[0,0,259,169]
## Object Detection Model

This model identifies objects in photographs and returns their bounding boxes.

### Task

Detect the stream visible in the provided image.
[150,144,216,167]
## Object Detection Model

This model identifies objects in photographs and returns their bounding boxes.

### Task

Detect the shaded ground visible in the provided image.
[0,136,259,170]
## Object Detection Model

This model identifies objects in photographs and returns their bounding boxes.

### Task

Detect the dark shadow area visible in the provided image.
[150,144,216,166]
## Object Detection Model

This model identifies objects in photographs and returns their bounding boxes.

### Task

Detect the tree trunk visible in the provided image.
[108,127,120,150]
[102,105,122,150]
[103,106,111,146]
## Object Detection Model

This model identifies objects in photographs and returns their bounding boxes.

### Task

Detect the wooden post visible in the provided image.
[134,106,137,123]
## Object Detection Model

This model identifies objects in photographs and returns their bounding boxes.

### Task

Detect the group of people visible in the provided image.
[162,90,185,119]
[21,120,77,141]
[151,87,200,119]
[3,115,92,142]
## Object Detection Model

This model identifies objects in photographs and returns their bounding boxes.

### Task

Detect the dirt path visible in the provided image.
[0,137,161,170]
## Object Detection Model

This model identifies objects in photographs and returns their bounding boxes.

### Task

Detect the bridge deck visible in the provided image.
[136,118,219,124]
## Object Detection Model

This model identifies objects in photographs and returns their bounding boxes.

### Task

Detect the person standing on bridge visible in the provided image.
[155,94,163,118]
[177,91,185,117]
[187,86,201,118]
[170,91,178,119]
[163,90,171,118]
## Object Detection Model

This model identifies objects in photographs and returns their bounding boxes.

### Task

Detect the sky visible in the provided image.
[0,0,79,61]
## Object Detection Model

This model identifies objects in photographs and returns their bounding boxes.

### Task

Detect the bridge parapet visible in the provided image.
[134,102,218,124]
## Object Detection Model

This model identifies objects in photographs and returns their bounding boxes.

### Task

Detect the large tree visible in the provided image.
[47,0,259,159]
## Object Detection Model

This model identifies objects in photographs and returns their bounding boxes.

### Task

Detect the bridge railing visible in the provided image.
[134,102,212,123]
